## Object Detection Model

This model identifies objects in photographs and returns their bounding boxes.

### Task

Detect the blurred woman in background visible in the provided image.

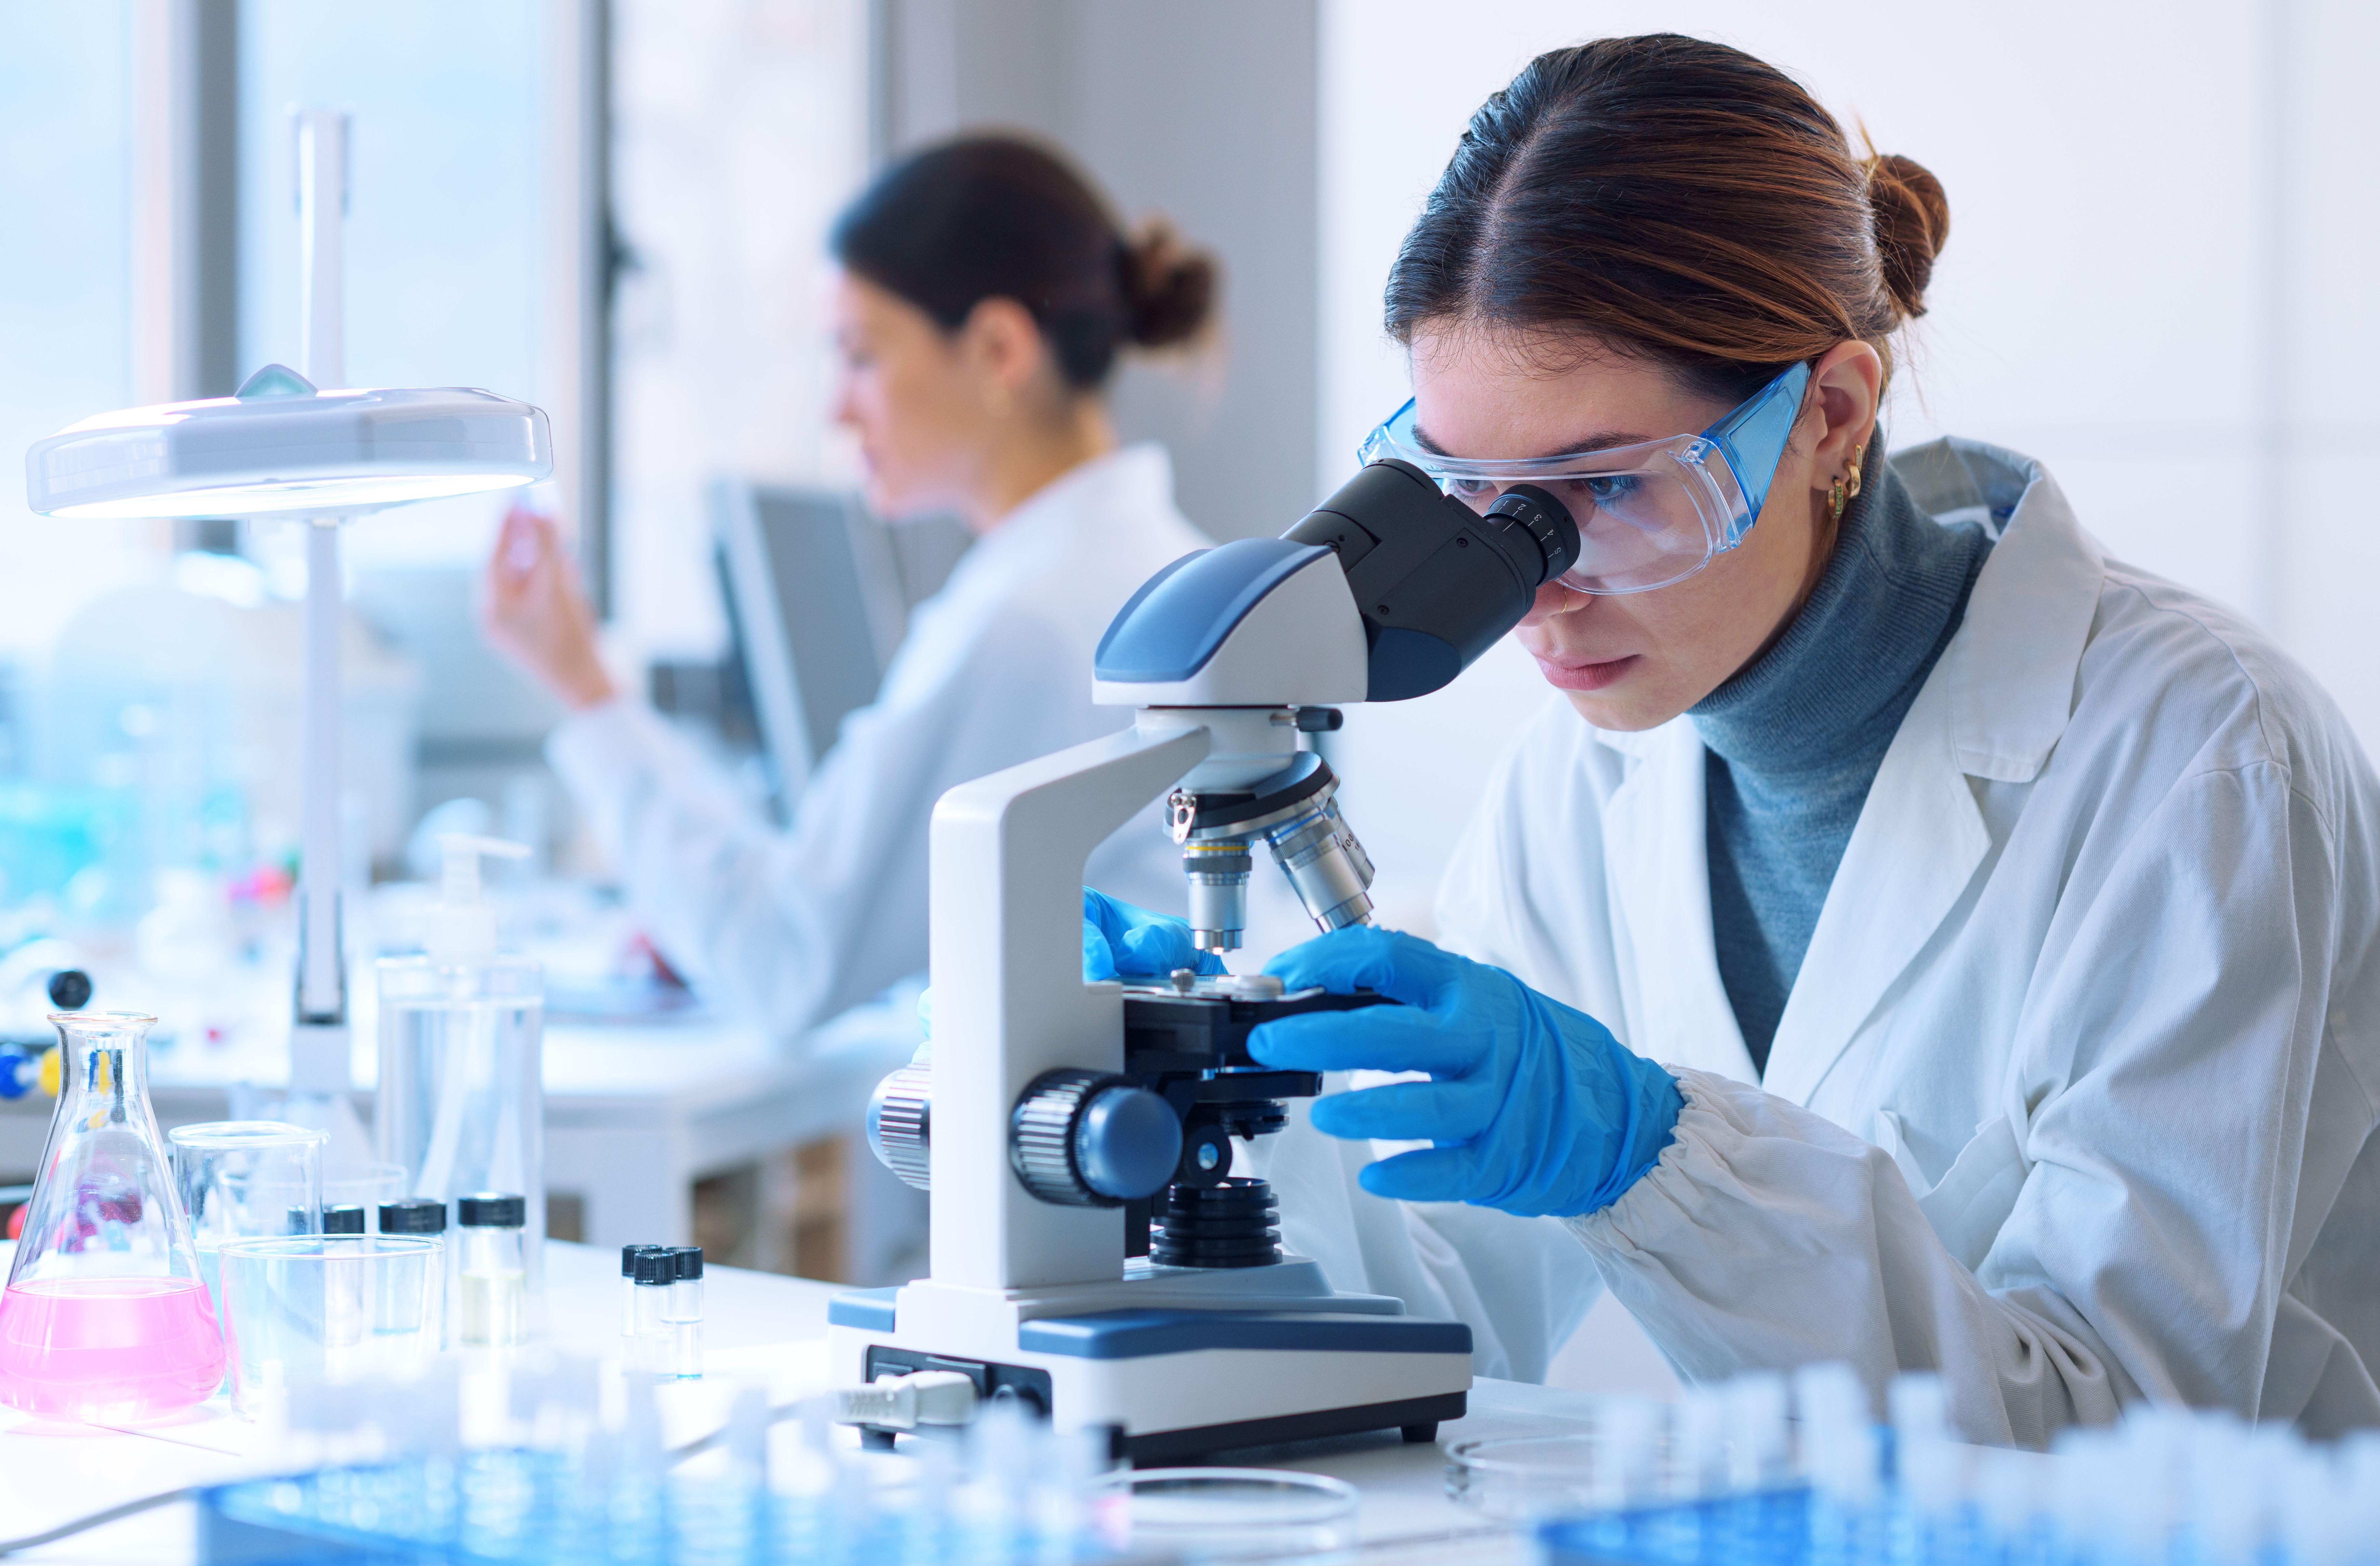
[484,135,1218,1040]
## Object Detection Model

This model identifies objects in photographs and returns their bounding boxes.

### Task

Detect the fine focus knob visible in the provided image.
[868,1064,932,1190]
[1010,1069,1183,1208]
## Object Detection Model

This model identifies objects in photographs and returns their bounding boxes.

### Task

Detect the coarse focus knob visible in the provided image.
[1010,1069,1183,1208]
[868,1064,932,1190]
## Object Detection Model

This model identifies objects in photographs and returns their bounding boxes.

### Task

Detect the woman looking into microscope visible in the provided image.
[486,136,1218,1039]
[1095,35,2380,1447]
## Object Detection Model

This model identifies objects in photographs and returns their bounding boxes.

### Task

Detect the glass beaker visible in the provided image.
[170,1121,327,1301]
[0,1012,224,1421]
[215,1234,444,1418]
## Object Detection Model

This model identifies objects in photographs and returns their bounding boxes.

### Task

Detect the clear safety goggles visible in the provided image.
[1356,361,1813,595]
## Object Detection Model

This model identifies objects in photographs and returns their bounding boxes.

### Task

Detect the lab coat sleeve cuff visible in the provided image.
[1562,1067,1744,1255]
[1555,1064,1917,1371]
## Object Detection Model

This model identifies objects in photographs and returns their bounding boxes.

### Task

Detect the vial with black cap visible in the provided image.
[379,1197,448,1239]
[620,1244,663,1339]
[629,1246,674,1372]
[456,1192,526,1347]
[381,1198,450,1347]
[663,1246,703,1379]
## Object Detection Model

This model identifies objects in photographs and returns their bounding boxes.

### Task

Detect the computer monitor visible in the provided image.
[709,481,971,817]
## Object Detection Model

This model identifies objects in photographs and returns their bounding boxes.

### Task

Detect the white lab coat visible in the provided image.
[1274,438,2380,1445]
[549,443,1211,1041]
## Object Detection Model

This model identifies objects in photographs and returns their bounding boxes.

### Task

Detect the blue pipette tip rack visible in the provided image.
[198,1448,1132,1566]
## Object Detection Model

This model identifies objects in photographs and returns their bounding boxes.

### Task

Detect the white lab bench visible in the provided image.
[0,1010,910,1252]
[0,1239,1573,1564]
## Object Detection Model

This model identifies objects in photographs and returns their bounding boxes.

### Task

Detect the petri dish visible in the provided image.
[1098,1467,1360,1555]
[1446,1432,1612,1519]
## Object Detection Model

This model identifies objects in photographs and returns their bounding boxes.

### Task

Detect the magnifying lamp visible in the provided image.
[26,363,550,522]
[20,107,554,1132]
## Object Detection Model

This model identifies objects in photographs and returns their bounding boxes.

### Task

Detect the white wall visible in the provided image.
[607,0,872,666]
[877,0,1321,546]
[1318,0,2380,926]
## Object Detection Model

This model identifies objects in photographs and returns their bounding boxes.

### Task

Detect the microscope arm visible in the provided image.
[927,721,1212,1292]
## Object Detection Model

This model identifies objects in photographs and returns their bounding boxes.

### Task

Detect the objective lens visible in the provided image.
[1266,798,1376,933]
[1183,842,1253,952]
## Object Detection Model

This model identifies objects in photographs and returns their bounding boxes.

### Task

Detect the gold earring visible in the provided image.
[1845,452,1864,500]
[1828,477,1848,522]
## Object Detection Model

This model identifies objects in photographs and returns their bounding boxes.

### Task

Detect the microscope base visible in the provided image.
[828,1283,1472,1462]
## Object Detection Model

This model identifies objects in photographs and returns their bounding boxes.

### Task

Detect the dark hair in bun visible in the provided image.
[832,135,1218,391]
[1387,34,1949,403]
[1864,152,1950,323]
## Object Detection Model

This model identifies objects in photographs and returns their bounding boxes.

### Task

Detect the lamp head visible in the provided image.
[25,364,552,522]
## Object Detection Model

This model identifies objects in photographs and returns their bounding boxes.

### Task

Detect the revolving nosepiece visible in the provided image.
[1171,753,1378,943]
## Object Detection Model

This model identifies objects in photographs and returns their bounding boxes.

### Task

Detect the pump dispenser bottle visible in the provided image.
[375,835,544,1335]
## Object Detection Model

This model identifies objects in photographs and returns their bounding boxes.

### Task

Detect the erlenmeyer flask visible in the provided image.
[0,1012,224,1420]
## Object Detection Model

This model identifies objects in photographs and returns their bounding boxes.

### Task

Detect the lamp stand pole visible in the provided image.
[290,106,351,1094]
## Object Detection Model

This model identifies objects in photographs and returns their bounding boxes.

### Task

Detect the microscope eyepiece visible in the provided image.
[1285,459,1579,701]
[1484,483,1581,584]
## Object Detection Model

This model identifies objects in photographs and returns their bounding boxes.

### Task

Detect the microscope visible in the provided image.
[830,458,1579,1461]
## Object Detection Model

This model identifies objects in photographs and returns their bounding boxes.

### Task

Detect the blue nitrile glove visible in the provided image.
[1081,888,1228,982]
[1246,925,1681,1218]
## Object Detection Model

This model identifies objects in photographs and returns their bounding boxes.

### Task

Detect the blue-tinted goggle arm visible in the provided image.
[1702,360,1812,534]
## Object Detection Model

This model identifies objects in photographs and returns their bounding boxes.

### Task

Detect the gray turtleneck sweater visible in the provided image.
[1688,452,1992,1075]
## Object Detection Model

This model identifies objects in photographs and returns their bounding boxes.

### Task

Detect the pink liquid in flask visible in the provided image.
[0,1276,223,1422]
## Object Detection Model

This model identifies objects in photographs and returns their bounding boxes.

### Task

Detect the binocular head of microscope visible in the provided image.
[1120,457,1581,958]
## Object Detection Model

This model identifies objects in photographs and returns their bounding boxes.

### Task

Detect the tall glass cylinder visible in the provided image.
[374,953,543,1329]
[0,1012,224,1421]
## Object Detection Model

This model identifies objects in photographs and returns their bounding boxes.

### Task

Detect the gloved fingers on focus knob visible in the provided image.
[1355,1144,1491,1205]
[1247,1004,1485,1076]
[1264,924,1461,1007]
[1305,1075,1500,1145]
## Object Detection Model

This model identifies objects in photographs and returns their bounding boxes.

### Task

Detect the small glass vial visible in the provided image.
[630,1248,673,1373]
[662,1247,703,1379]
[621,1244,662,1339]
[318,1205,370,1362]
[380,1199,450,1347]
[456,1193,527,1347]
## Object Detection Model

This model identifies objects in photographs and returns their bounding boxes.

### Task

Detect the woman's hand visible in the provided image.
[1248,926,1681,1218]
[483,503,619,711]
[1080,888,1227,982]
